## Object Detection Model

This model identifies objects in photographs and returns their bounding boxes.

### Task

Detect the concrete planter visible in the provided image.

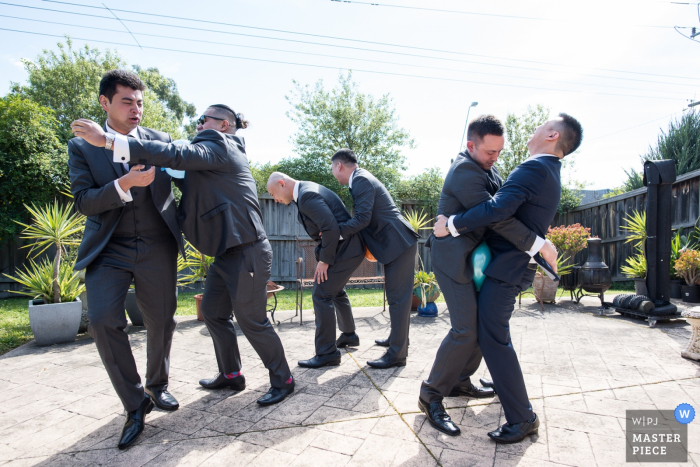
[28,298,82,346]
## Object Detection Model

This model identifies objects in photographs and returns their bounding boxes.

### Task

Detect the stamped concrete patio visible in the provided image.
[0,295,699,467]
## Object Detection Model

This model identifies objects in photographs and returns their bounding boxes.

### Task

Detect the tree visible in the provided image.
[11,38,195,141]
[642,110,700,176]
[603,167,645,198]
[396,167,444,215]
[282,71,415,205]
[250,161,280,195]
[496,104,550,179]
[0,96,68,244]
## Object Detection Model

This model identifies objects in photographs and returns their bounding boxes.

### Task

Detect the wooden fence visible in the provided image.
[550,167,700,281]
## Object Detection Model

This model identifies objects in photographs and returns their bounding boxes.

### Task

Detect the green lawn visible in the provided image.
[0,282,637,355]
[0,297,33,356]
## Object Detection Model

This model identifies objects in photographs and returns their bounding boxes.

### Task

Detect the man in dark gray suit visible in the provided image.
[68,70,184,449]
[418,115,556,437]
[71,104,294,407]
[330,149,420,369]
[266,172,365,368]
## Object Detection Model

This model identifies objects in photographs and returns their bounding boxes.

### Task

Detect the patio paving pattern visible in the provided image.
[0,296,698,466]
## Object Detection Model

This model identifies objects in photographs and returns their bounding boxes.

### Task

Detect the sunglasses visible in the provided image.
[197,114,227,125]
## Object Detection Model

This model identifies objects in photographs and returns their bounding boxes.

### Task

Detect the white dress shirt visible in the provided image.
[106,122,137,204]
[444,154,561,258]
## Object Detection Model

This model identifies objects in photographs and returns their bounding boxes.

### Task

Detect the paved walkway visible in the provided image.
[0,295,698,466]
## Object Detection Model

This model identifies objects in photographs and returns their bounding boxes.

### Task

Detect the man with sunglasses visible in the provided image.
[71,104,295,410]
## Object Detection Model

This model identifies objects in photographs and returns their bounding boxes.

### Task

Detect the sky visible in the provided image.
[0,0,698,190]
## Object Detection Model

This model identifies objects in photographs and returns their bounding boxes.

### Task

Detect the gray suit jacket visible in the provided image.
[68,126,184,271]
[125,129,265,257]
[339,168,419,265]
[295,181,364,266]
[429,152,537,284]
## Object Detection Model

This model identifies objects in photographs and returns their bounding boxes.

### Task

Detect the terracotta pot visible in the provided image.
[533,273,558,303]
[411,295,421,311]
[194,294,204,321]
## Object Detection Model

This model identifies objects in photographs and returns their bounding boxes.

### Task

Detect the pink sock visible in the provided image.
[223,371,241,379]
[286,376,293,385]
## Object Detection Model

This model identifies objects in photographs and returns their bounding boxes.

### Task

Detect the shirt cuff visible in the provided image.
[448,215,460,237]
[526,235,546,257]
[114,180,133,203]
[112,133,130,164]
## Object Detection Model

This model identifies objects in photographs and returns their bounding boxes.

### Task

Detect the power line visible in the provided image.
[34,0,700,82]
[2,14,691,97]
[587,111,683,142]
[101,2,141,49]
[0,27,686,102]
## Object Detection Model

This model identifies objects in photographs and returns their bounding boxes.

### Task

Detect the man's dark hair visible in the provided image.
[466,115,504,144]
[331,148,358,165]
[99,70,146,103]
[208,104,249,129]
[555,113,583,156]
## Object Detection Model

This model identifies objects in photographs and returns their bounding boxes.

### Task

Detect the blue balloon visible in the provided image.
[472,241,492,292]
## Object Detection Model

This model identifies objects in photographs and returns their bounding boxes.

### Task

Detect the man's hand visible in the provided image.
[314,261,329,284]
[118,165,155,192]
[70,119,107,147]
[539,239,558,273]
[433,214,450,237]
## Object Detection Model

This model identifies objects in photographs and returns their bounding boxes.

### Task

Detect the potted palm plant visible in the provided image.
[675,249,700,303]
[621,249,648,296]
[177,240,214,321]
[403,209,433,311]
[3,200,86,346]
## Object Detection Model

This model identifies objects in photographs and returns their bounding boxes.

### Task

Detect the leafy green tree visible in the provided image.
[250,161,280,195]
[558,181,586,215]
[11,38,195,141]
[603,167,645,198]
[396,167,444,215]
[642,110,700,176]
[0,96,68,244]
[496,104,550,179]
[282,71,415,205]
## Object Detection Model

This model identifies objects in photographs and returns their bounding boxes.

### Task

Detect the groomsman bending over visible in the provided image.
[71,104,294,408]
[267,173,365,367]
[330,149,420,369]
[434,113,583,444]
[68,70,184,449]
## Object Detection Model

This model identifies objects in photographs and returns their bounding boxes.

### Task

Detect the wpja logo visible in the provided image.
[626,408,691,462]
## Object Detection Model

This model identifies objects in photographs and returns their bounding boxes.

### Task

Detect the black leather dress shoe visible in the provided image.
[199,373,246,391]
[418,397,460,436]
[257,379,295,406]
[448,382,495,398]
[480,378,495,389]
[298,350,341,368]
[336,333,360,348]
[118,395,154,450]
[374,337,409,347]
[488,414,540,444]
[145,389,179,411]
[367,353,406,369]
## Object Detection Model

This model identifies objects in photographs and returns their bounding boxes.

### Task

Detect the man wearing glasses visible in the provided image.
[71,104,295,413]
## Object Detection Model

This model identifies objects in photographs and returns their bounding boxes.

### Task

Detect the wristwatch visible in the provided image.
[104,133,115,151]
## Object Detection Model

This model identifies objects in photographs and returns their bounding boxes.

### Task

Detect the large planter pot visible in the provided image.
[533,273,558,303]
[417,302,438,317]
[28,298,82,346]
[682,285,700,303]
[78,290,89,333]
[634,278,648,297]
[413,285,440,304]
[560,266,580,291]
[194,294,204,321]
[124,290,144,326]
[670,279,684,299]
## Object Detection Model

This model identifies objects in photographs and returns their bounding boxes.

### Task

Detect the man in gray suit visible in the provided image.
[330,149,420,369]
[418,115,556,437]
[68,70,185,449]
[71,104,294,407]
[267,172,365,368]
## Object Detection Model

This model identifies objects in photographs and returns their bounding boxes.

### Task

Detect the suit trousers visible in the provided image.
[85,236,178,413]
[384,242,418,360]
[478,268,536,424]
[419,263,481,403]
[201,239,291,388]
[312,252,365,356]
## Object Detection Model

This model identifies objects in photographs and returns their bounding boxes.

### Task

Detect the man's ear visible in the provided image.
[466,140,476,153]
[99,95,110,113]
[546,130,560,142]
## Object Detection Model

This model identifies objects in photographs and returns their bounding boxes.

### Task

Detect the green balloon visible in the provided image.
[472,241,492,292]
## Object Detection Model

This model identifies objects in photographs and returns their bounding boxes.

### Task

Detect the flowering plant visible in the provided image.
[546,224,591,264]
[674,249,700,285]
